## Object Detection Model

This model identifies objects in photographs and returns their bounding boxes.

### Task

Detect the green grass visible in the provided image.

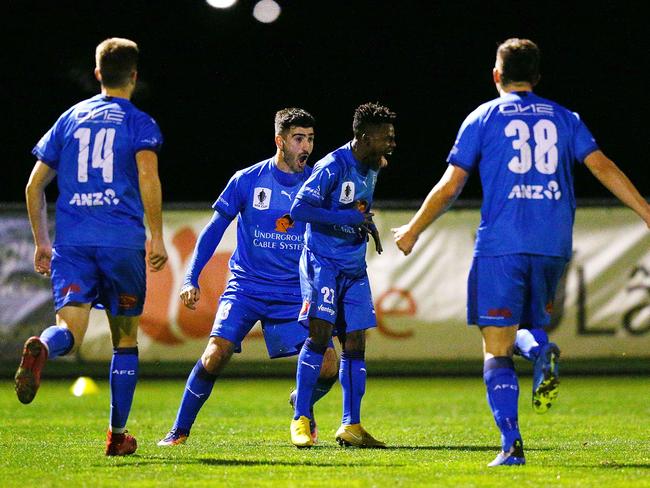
[2,377,650,487]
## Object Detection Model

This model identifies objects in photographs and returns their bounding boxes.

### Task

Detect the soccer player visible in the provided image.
[158,108,338,446]
[289,102,395,448]
[392,38,650,466]
[15,38,167,456]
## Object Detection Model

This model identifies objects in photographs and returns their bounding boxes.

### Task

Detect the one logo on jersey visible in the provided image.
[339,181,355,204]
[75,107,126,124]
[275,214,295,233]
[300,300,311,316]
[119,294,138,310]
[499,103,554,116]
[508,180,561,200]
[253,187,271,210]
[68,188,120,206]
[280,190,294,201]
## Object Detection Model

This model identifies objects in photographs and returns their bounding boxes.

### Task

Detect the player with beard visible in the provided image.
[159,108,338,446]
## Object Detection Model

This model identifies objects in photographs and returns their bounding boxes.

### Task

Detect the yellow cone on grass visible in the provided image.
[70,376,99,397]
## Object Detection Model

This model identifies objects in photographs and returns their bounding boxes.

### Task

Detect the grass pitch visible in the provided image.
[2,376,650,487]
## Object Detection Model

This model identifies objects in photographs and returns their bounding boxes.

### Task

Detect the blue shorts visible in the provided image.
[298,248,376,334]
[50,246,146,316]
[467,254,568,328]
[210,288,326,359]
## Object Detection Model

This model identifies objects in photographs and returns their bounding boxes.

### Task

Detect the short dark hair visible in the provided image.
[353,102,397,137]
[274,108,315,135]
[496,38,541,86]
[95,38,139,88]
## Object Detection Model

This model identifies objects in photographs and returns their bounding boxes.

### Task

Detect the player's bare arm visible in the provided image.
[584,150,650,228]
[392,164,469,256]
[25,161,57,276]
[136,149,168,271]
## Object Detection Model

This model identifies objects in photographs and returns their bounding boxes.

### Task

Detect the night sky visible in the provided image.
[3,0,648,205]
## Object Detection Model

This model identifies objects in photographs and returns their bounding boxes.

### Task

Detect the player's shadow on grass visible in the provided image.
[383,445,551,452]
[100,457,405,468]
[198,458,406,467]
[598,462,650,469]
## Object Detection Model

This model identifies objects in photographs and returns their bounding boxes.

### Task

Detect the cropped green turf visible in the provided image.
[2,377,650,487]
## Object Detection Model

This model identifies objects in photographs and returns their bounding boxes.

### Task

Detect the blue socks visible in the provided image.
[484,356,521,451]
[515,328,549,361]
[109,347,139,433]
[340,350,366,425]
[40,326,74,359]
[312,374,337,408]
[172,359,218,434]
[293,339,325,420]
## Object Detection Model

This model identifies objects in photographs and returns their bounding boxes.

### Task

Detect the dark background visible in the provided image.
[2,0,648,204]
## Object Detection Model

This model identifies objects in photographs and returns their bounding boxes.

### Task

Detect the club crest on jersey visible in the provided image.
[253,187,271,210]
[339,181,355,204]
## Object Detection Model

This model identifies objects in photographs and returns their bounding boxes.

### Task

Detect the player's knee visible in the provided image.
[308,318,333,347]
[343,330,366,353]
[201,337,234,374]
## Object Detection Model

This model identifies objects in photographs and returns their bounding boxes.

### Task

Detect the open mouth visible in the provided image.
[298,154,309,164]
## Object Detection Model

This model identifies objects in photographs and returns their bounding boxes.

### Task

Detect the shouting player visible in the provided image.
[158,108,338,446]
[16,38,167,456]
[289,102,395,448]
[392,38,650,466]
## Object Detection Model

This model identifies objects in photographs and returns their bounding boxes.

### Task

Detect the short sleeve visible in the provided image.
[295,160,339,205]
[446,109,483,173]
[133,113,163,153]
[571,113,599,163]
[32,115,67,170]
[212,171,246,219]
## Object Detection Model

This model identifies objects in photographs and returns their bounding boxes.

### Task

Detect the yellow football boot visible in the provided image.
[335,423,386,448]
[290,416,314,448]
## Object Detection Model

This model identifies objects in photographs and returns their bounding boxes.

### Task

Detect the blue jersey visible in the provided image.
[295,142,378,277]
[33,94,163,249]
[447,91,598,259]
[213,158,310,296]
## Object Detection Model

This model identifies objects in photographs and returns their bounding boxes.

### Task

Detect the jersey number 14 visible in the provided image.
[73,127,115,183]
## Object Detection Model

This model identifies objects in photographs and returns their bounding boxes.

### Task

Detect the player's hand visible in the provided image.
[360,214,383,254]
[33,244,52,276]
[148,236,168,272]
[180,284,201,310]
[391,225,418,256]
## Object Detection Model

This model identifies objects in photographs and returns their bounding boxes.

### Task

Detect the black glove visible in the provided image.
[359,217,383,254]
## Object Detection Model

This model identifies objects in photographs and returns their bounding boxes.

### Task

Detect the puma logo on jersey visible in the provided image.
[280,190,294,200]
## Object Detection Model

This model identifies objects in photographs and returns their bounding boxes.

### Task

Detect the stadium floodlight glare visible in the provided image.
[206,0,238,9]
[253,0,281,23]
